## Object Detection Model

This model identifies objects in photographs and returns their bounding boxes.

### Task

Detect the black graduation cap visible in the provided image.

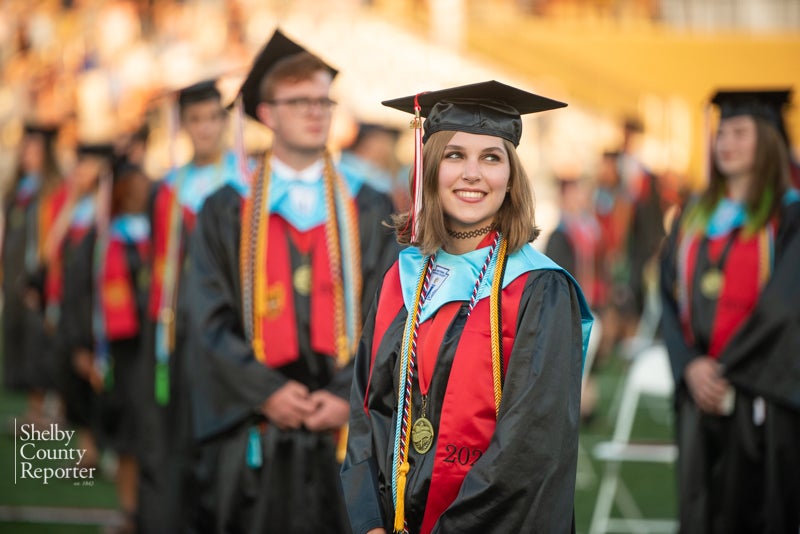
[77,142,116,160]
[349,122,402,150]
[111,158,145,184]
[178,79,221,109]
[357,122,401,139]
[237,28,338,120]
[23,122,59,141]
[711,89,791,130]
[381,80,567,147]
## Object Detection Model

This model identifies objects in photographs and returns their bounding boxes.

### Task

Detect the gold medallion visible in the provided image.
[412,417,434,454]
[293,263,312,296]
[700,268,724,299]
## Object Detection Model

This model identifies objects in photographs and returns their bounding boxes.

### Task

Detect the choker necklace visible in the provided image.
[446,224,493,239]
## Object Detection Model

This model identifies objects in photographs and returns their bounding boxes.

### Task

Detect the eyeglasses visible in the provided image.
[267,97,337,113]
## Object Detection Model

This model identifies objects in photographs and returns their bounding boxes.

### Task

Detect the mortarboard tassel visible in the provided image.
[233,94,253,187]
[410,94,424,243]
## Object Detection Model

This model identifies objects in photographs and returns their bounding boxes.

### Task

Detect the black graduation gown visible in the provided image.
[660,200,800,534]
[185,183,398,534]
[69,227,149,454]
[628,171,665,314]
[342,268,584,534]
[136,180,197,534]
[1,193,54,391]
[717,203,800,534]
[56,228,97,427]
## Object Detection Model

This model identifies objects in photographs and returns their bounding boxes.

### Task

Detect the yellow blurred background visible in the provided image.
[1,0,798,201]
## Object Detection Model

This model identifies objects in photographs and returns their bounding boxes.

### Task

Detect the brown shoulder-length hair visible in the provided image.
[685,116,791,234]
[392,130,540,255]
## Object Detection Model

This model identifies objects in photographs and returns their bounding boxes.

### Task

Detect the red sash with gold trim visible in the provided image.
[41,185,69,305]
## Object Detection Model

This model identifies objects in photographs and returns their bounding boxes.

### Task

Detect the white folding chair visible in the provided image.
[588,343,678,534]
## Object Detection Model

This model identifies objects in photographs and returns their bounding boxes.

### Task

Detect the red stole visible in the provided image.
[369,263,528,533]
[40,185,69,306]
[680,229,765,357]
[251,212,337,368]
[147,184,197,320]
[101,237,150,340]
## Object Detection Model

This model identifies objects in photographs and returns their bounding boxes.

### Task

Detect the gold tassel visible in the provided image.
[394,460,410,533]
[336,424,348,463]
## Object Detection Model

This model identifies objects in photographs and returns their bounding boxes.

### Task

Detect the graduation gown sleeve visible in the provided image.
[433,270,582,533]
[185,186,289,441]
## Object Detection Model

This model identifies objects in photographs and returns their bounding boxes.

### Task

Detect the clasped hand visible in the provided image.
[260,380,349,431]
[684,357,731,415]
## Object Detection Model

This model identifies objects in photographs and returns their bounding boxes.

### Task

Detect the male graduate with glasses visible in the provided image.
[183,29,398,533]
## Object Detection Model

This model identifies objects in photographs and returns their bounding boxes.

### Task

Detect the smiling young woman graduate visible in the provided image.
[341,81,594,534]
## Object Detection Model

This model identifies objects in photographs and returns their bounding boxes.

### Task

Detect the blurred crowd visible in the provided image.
[543,116,687,420]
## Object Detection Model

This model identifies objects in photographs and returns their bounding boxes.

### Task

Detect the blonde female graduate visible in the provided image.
[341,81,594,534]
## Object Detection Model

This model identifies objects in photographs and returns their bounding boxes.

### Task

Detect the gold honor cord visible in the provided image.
[240,152,272,363]
[489,237,508,416]
[322,155,349,366]
[239,151,270,350]
[335,168,363,357]
[757,226,772,287]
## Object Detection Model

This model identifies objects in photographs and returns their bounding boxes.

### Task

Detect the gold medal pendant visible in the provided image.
[412,417,434,454]
[700,268,724,299]
[293,261,312,296]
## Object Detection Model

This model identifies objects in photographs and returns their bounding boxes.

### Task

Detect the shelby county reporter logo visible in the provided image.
[14,421,96,485]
